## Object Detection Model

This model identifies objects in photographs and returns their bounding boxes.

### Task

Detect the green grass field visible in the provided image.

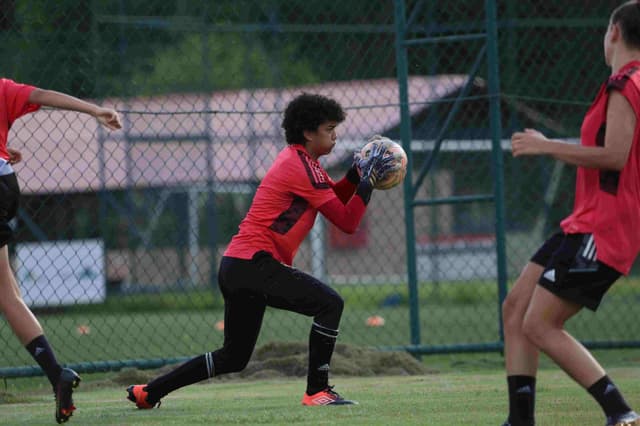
[3,278,640,369]
[2,279,640,424]
[2,358,640,425]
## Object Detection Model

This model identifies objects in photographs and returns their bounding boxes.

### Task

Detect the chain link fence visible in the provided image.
[1,0,638,376]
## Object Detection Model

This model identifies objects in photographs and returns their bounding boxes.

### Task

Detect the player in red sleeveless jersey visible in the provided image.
[502,3,640,425]
[0,78,121,423]
[127,93,394,408]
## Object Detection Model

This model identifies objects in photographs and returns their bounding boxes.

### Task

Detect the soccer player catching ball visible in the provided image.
[0,78,121,423]
[503,2,640,425]
[127,93,394,408]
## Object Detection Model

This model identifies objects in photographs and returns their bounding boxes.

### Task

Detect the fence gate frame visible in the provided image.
[392,0,508,354]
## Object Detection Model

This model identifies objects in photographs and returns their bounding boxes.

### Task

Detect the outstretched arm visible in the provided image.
[28,88,122,130]
[511,91,634,171]
[7,148,22,164]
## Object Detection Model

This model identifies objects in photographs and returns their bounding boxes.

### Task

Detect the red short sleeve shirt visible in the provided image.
[224,145,338,265]
[560,60,640,274]
[0,79,41,160]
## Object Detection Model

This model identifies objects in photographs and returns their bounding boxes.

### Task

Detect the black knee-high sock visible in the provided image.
[306,322,338,395]
[507,375,536,426]
[25,335,62,389]
[145,352,215,402]
[588,375,632,418]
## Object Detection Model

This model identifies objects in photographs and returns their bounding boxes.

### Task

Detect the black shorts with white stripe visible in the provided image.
[530,232,621,311]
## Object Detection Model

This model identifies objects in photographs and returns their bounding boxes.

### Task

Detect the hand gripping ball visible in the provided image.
[360,136,408,190]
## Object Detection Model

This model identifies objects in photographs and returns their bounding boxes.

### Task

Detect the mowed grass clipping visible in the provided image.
[2,367,640,425]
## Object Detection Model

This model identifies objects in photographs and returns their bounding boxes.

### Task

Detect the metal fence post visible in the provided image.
[484,0,508,345]
[394,0,421,348]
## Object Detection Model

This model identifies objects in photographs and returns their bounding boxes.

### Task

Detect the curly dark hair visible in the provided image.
[611,1,640,50]
[281,93,346,145]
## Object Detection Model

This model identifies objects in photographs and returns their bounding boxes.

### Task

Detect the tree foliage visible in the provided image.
[0,0,614,116]
[130,33,319,94]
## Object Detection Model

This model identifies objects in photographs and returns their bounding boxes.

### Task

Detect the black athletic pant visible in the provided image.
[211,251,344,376]
[144,251,344,400]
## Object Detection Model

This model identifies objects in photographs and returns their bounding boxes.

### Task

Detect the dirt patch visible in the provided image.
[0,390,29,404]
[212,341,432,380]
[110,368,156,386]
[81,342,432,391]
[109,342,429,382]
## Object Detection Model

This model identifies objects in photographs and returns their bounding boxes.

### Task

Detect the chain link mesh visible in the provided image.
[0,1,636,374]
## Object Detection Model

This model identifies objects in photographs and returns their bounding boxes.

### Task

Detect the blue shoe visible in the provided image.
[606,411,640,426]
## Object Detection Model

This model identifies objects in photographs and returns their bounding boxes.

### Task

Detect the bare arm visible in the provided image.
[7,148,22,164]
[511,91,635,171]
[28,88,122,130]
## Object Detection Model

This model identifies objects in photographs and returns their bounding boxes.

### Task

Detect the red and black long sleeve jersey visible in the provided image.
[224,144,366,266]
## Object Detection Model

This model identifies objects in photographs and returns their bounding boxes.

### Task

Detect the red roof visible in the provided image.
[10,76,467,194]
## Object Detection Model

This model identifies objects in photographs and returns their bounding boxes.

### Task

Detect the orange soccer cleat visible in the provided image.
[301,386,358,406]
[126,385,160,409]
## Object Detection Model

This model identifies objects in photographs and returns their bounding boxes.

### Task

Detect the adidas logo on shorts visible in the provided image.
[543,269,556,283]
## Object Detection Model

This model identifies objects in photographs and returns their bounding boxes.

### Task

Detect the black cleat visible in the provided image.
[55,368,81,423]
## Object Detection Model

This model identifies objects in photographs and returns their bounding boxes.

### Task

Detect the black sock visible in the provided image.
[25,335,62,389]
[145,352,215,402]
[507,375,536,426]
[588,375,632,418]
[306,322,338,395]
